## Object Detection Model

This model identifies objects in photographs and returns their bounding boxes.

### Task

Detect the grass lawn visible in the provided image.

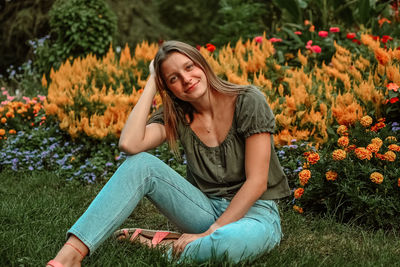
[1,170,399,266]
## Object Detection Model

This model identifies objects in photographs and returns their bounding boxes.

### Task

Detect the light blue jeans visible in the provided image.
[68,152,282,263]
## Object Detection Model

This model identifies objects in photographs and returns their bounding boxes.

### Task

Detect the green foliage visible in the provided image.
[155,0,221,45]
[34,0,117,76]
[293,119,400,229]
[0,0,54,77]
[211,0,266,46]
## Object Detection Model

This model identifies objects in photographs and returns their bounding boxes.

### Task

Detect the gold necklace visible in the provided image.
[196,114,213,134]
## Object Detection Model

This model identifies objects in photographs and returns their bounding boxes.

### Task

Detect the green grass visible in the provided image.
[1,170,400,267]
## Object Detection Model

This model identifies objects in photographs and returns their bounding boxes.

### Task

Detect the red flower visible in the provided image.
[318,31,328,38]
[346,33,356,39]
[269,37,282,43]
[205,43,216,52]
[387,83,399,92]
[254,36,263,43]
[196,45,201,50]
[305,40,321,53]
[381,35,393,44]
[389,97,399,104]
[329,27,340,33]
[352,39,361,45]
[294,31,302,35]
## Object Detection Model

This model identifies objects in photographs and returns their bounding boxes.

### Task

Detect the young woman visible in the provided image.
[47,40,290,267]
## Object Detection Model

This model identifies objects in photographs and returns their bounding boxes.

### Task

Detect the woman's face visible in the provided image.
[160,52,208,103]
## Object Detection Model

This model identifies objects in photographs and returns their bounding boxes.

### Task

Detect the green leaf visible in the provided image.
[358,0,371,25]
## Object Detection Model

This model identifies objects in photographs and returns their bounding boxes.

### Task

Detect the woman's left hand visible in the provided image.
[172,232,208,257]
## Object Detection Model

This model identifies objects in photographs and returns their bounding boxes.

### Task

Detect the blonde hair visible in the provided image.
[153,40,249,154]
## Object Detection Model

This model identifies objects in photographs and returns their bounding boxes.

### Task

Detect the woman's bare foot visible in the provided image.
[47,235,88,267]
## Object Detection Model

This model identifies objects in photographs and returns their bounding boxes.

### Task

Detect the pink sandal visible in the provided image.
[114,228,181,246]
[46,259,64,267]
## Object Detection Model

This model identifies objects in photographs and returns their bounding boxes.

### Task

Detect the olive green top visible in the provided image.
[147,88,290,200]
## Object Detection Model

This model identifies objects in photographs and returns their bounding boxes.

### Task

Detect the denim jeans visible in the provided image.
[68,152,282,263]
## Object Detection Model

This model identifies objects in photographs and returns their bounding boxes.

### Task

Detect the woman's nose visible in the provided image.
[182,73,192,84]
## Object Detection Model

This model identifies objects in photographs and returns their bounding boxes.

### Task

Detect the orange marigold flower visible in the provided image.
[355,147,372,160]
[325,171,338,181]
[337,136,349,148]
[0,129,5,135]
[398,178,400,187]
[332,149,347,161]
[6,111,14,118]
[360,115,373,127]
[370,172,384,184]
[387,83,399,92]
[375,152,386,160]
[366,143,380,153]
[293,205,304,214]
[294,188,305,199]
[337,125,348,136]
[371,137,383,148]
[347,144,357,151]
[307,153,320,164]
[388,144,400,152]
[371,122,385,132]
[299,169,312,185]
[0,117,6,123]
[384,151,396,162]
[385,136,397,142]
[9,129,16,134]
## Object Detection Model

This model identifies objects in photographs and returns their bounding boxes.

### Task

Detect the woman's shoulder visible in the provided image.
[236,86,268,110]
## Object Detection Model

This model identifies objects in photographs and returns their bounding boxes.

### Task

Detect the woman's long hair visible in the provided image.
[153,40,249,154]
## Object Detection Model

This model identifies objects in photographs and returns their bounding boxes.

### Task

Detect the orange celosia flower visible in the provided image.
[366,143,380,153]
[293,205,304,214]
[0,129,5,135]
[388,144,400,152]
[337,136,349,148]
[384,151,396,162]
[360,115,373,127]
[332,149,347,161]
[299,169,311,185]
[370,172,384,184]
[307,153,320,164]
[325,171,338,181]
[355,147,372,160]
[371,137,383,148]
[337,125,348,136]
[294,188,305,199]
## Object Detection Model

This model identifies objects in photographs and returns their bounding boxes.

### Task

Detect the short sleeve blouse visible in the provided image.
[147,88,290,200]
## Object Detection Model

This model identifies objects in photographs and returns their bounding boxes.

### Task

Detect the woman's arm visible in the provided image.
[173,132,271,255]
[119,74,166,155]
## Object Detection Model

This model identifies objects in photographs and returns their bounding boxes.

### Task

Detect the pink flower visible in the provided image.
[306,40,321,53]
[318,31,328,37]
[23,96,30,102]
[330,27,340,32]
[7,96,15,101]
[1,87,5,91]
[254,36,263,43]
[311,45,322,53]
[269,37,282,43]
[294,31,302,35]
[38,95,46,102]
[1,100,9,105]
[2,91,8,95]
[346,32,356,39]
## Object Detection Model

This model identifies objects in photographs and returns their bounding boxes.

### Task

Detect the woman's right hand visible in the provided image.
[149,59,155,76]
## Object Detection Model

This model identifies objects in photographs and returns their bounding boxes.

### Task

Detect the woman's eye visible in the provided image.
[169,76,177,83]
[186,64,194,70]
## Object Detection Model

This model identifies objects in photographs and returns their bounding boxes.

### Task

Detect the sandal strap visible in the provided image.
[129,228,142,242]
[152,231,171,245]
[47,259,64,267]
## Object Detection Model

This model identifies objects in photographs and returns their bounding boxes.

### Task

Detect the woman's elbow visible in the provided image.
[118,139,139,155]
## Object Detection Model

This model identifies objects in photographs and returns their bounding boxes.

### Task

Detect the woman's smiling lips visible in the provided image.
[185,81,199,93]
